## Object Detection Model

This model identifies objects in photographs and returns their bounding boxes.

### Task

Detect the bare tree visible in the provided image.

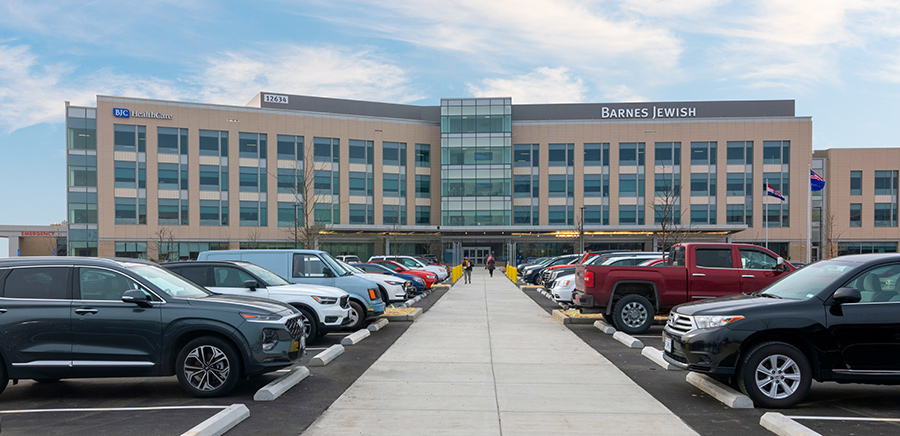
[245,228,263,249]
[153,227,176,263]
[822,208,843,259]
[651,170,693,252]
[274,160,337,249]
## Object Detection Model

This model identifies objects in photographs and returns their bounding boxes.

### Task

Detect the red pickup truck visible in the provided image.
[572,243,794,334]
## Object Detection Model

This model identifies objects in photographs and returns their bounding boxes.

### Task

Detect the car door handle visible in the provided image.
[75,308,99,315]
[692,273,706,277]
[742,274,756,278]
[0,308,6,314]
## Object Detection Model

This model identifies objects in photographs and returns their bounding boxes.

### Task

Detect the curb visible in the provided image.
[760,412,822,436]
[641,347,681,371]
[341,329,371,345]
[181,404,249,436]
[593,320,616,334]
[382,307,423,322]
[551,310,603,325]
[310,344,345,366]
[253,366,310,401]
[613,331,644,348]
[686,372,754,409]
[367,318,389,331]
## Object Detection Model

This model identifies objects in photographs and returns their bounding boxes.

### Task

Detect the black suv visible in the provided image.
[0,257,305,397]
[664,253,900,408]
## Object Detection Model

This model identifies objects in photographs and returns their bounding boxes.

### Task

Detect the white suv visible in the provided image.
[368,255,448,281]
[163,261,351,342]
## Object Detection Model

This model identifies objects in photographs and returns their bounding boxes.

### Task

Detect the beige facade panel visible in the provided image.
[157,154,179,164]
[548,198,568,206]
[415,198,431,206]
[114,188,137,198]
[114,151,137,161]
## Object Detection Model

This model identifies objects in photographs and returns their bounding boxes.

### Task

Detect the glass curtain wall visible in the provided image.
[440,98,512,226]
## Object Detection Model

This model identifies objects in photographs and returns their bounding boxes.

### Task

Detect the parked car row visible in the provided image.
[0,250,448,399]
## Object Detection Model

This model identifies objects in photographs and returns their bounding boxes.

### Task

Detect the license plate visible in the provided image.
[664,336,673,353]
[291,340,300,353]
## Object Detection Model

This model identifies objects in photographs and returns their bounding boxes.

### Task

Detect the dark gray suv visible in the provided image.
[0,257,305,397]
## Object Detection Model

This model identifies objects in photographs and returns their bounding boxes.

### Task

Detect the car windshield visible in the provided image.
[339,261,364,274]
[363,263,390,273]
[241,263,291,287]
[760,260,858,300]
[320,252,353,276]
[126,263,211,298]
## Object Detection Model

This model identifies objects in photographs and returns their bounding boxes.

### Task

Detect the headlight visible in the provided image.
[241,313,282,321]
[385,280,404,286]
[427,275,436,279]
[554,280,570,288]
[415,278,425,285]
[693,315,744,329]
[311,295,338,304]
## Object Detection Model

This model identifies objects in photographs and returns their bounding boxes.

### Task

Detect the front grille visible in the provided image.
[285,315,304,342]
[665,350,688,364]
[666,313,694,334]
[339,295,350,309]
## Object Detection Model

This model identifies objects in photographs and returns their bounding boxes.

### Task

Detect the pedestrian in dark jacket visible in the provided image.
[463,257,473,284]
[486,254,496,277]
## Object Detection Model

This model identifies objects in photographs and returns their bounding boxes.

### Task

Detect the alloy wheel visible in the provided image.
[182,345,230,392]
[754,354,802,399]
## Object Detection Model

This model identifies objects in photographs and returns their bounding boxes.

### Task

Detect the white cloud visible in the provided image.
[195,45,423,104]
[467,67,586,104]
[620,0,728,17]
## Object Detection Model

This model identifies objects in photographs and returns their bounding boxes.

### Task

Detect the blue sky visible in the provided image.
[1,0,899,228]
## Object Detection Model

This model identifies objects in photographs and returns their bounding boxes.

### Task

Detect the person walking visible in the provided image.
[462,256,473,284]
[486,254,496,277]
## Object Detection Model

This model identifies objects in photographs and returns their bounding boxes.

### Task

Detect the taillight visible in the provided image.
[585,271,594,288]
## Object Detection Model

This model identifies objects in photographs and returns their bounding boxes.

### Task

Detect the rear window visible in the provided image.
[695,248,735,268]
[4,267,69,299]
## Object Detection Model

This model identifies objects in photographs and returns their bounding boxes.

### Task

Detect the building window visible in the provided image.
[200,200,228,226]
[415,175,430,198]
[115,197,140,225]
[348,172,369,196]
[619,143,645,166]
[239,167,264,192]
[513,144,539,167]
[199,130,228,157]
[347,204,372,225]
[548,174,573,198]
[726,173,751,196]
[115,161,137,188]
[347,139,372,165]
[874,170,898,196]
[584,205,607,225]
[838,242,899,256]
[415,206,430,225]
[114,124,145,152]
[239,133,267,159]
[763,140,790,165]
[68,113,97,150]
[850,170,862,195]
[548,206,571,225]
[764,172,789,198]
[726,141,752,165]
[277,135,303,161]
[654,173,680,197]
[619,174,645,197]
[115,242,147,259]
[691,204,716,225]
[874,203,898,227]
[159,198,188,226]
[690,141,716,165]
[548,143,574,167]
[584,174,604,197]
[690,173,716,197]
[584,143,609,166]
[383,142,407,166]
[726,204,751,225]
[850,203,862,227]
[158,163,187,190]
[655,142,681,166]
[68,194,98,224]
[619,205,644,225]
[654,204,681,226]
[158,127,188,155]
[383,204,406,225]
[313,137,339,162]
[315,203,339,225]
[765,203,789,228]
[383,173,406,197]
[513,206,538,225]
[415,144,431,167]
[240,201,267,226]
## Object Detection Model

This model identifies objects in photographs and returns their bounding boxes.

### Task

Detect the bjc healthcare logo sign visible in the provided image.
[113,108,130,118]
[113,108,173,120]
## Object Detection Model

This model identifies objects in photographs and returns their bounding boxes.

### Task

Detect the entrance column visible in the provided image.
[8,236,19,257]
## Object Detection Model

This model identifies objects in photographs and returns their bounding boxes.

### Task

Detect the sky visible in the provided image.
[1,0,899,228]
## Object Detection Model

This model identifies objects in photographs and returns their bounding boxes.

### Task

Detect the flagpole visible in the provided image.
[807,164,812,263]
[765,179,768,249]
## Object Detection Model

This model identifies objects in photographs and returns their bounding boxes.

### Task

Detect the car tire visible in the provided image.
[601,311,617,329]
[0,359,7,395]
[176,336,241,398]
[612,294,654,335]
[737,342,811,408]
[345,300,366,331]
[293,306,318,344]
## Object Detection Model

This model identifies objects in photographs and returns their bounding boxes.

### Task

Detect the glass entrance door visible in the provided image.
[463,246,490,265]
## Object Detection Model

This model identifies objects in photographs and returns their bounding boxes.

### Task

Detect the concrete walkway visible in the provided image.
[302,269,699,435]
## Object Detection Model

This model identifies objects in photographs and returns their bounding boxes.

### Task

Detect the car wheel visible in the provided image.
[601,311,617,329]
[612,294,654,335]
[293,306,318,343]
[738,342,811,408]
[345,300,366,331]
[0,359,7,395]
[176,336,241,398]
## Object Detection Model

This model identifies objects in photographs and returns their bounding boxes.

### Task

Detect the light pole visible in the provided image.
[579,206,585,253]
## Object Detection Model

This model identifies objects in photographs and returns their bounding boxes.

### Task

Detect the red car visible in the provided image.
[369,260,437,289]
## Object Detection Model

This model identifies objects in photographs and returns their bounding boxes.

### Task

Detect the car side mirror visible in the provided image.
[395,268,403,272]
[243,279,259,290]
[122,289,152,308]
[775,257,787,271]
[833,287,862,304]
[323,268,335,278]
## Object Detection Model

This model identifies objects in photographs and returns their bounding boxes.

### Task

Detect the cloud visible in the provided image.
[466,67,586,104]
[195,45,424,104]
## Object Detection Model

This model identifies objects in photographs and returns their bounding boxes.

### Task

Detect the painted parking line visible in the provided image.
[788,416,900,422]
[0,405,228,414]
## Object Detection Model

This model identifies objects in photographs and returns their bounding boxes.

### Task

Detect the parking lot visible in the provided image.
[522,286,900,436]
[0,287,447,436]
